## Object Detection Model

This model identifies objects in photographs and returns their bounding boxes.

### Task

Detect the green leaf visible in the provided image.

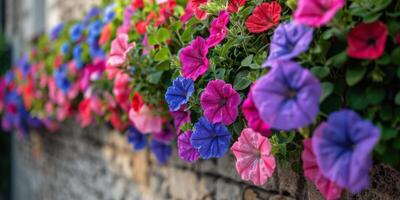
[148,34,158,46]
[395,92,400,105]
[366,87,385,105]
[311,66,330,79]
[346,87,368,110]
[326,51,347,68]
[241,55,253,67]
[381,126,398,140]
[346,65,367,86]
[391,47,400,66]
[147,71,163,84]
[233,70,252,91]
[320,82,334,102]
[156,28,171,43]
[154,47,170,62]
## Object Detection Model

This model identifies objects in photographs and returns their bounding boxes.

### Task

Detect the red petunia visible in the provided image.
[397,33,400,45]
[131,0,144,10]
[228,0,246,13]
[245,2,281,33]
[132,92,144,112]
[347,21,388,60]
[135,20,148,35]
[190,0,208,20]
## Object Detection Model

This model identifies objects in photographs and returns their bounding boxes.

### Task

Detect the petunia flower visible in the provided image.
[69,23,84,42]
[127,126,148,151]
[99,23,112,46]
[153,126,175,143]
[242,87,271,137]
[150,140,172,164]
[50,23,64,41]
[312,110,380,194]
[347,21,388,60]
[107,34,135,68]
[191,117,231,159]
[227,0,246,13]
[109,107,128,132]
[53,65,70,93]
[190,0,208,20]
[78,98,92,127]
[170,106,191,134]
[131,0,144,10]
[131,92,144,112]
[397,33,400,45]
[129,104,162,134]
[103,4,116,23]
[245,2,281,33]
[177,131,200,163]
[165,76,195,111]
[180,36,209,81]
[200,79,241,125]
[181,1,194,24]
[113,73,131,112]
[206,10,229,48]
[262,21,314,67]
[231,128,276,186]
[302,139,342,200]
[294,0,344,27]
[253,61,321,130]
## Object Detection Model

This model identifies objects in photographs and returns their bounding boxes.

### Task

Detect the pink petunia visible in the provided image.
[113,73,132,112]
[107,34,135,68]
[190,0,208,20]
[177,131,200,163]
[180,36,209,81]
[347,21,388,60]
[206,10,229,48]
[200,79,241,125]
[78,98,92,127]
[181,1,194,24]
[242,87,271,137]
[129,104,162,134]
[109,108,128,132]
[294,0,345,27]
[302,139,342,200]
[231,128,276,185]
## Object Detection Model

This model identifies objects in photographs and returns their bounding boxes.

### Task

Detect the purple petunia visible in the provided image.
[150,140,172,164]
[312,110,380,194]
[165,76,195,111]
[191,117,231,159]
[253,61,321,130]
[200,79,241,125]
[170,106,191,134]
[153,125,175,143]
[180,36,209,81]
[178,131,200,163]
[262,21,313,67]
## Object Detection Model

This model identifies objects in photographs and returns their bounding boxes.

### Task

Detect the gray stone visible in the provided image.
[215,179,241,200]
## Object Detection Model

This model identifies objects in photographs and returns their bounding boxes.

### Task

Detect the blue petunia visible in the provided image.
[312,110,380,193]
[61,42,70,55]
[103,4,116,23]
[127,126,147,151]
[73,45,83,69]
[54,65,70,92]
[262,21,314,67]
[69,23,84,42]
[165,76,195,111]
[17,55,30,78]
[190,117,231,159]
[83,7,101,25]
[50,23,64,41]
[150,140,172,164]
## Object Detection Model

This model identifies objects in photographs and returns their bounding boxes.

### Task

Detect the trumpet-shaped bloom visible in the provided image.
[191,117,231,159]
[200,79,241,125]
[231,128,276,186]
[262,21,314,67]
[127,126,147,151]
[171,107,191,133]
[165,76,195,111]
[253,61,321,130]
[129,104,162,134]
[153,126,175,143]
[70,23,84,42]
[312,110,380,194]
[113,73,131,112]
[347,21,388,60]
[177,131,200,163]
[245,2,281,33]
[53,65,70,93]
[302,139,342,200]
[180,36,209,81]
[190,0,207,20]
[242,87,271,137]
[206,10,229,48]
[228,0,246,13]
[151,140,172,164]
[294,0,344,27]
[107,34,135,68]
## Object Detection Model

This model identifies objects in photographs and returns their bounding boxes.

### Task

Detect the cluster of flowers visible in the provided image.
[1,0,399,199]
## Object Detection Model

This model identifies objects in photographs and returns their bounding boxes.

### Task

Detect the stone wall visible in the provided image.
[12,121,400,200]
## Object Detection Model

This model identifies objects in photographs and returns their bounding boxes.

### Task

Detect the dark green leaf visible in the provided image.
[346,65,367,86]
[241,54,253,67]
[395,91,400,105]
[147,71,163,84]
[233,70,252,91]
[366,87,385,105]
[311,66,330,79]
[320,82,334,102]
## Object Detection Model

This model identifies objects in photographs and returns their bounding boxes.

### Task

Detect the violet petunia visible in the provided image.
[312,110,380,194]
[294,0,345,27]
[170,106,191,134]
[165,76,195,111]
[180,36,209,81]
[253,61,321,131]
[262,21,313,67]
[191,117,231,159]
[150,140,172,164]
[302,139,342,200]
[206,10,229,48]
[153,125,175,143]
[231,128,276,186]
[200,79,241,125]
[177,131,200,163]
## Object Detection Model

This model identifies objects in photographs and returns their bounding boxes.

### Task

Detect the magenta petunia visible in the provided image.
[180,36,209,81]
[206,10,229,48]
[170,106,191,134]
[177,131,200,163]
[153,125,175,143]
[302,139,342,200]
[294,0,345,27]
[231,128,276,186]
[242,87,271,137]
[200,79,241,125]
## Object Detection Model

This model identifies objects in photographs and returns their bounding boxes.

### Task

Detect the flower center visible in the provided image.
[366,38,376,47]
[287,89,297,99]
[219,98,227,106]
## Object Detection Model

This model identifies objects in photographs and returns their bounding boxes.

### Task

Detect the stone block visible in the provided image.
[215,179,241,200]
